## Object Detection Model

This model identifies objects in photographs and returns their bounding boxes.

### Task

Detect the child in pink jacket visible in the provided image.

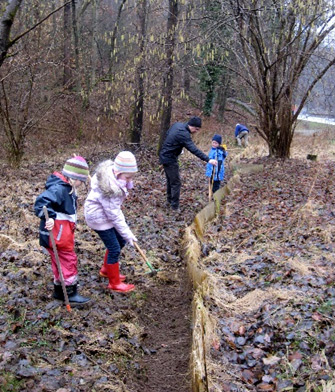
[84,151,138,293]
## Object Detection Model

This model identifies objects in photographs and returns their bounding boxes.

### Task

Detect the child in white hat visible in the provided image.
[84,151,138,293]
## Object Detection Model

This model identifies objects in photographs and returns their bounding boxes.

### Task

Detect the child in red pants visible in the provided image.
[34,156,90,306]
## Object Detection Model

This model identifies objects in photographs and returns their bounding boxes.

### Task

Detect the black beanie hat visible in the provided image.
[188,116,202,128]
[212,134,222,144]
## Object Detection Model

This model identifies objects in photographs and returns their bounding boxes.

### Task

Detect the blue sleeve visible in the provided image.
[34,186,62,220]
[208,148,216,159]
[205,149,216,177]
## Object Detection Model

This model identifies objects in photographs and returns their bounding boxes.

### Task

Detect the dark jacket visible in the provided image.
[159,122,209,164]
[34,172,77,250]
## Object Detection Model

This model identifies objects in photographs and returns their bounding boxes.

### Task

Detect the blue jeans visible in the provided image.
[94,228,126,264]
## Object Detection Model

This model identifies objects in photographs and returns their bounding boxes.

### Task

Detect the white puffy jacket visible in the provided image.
[84,160,136,243]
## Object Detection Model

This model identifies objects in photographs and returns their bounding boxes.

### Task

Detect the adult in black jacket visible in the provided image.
[159,116,217,211]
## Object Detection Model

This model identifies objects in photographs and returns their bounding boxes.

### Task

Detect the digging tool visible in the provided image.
[208,172,214,201]
[134,242,159,275]
[208,153,217,201]
[43,206,71,312]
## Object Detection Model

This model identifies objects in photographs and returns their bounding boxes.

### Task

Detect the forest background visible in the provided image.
[1,0,335,164]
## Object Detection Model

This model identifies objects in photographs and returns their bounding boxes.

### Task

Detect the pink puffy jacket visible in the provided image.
[84,160,136,243]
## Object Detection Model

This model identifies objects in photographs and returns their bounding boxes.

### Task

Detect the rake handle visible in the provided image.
[134,242,156,273]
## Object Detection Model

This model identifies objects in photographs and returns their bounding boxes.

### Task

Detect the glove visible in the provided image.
[128,233,138,247]
[221,144,227,151]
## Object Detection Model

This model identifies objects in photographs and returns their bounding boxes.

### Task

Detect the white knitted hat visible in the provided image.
[113,151,138,176]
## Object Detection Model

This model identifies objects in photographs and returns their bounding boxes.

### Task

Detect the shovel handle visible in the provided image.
[134,242,156,273]
[43,206,71,312]
[134,242,146,260]
[208,177,213,201]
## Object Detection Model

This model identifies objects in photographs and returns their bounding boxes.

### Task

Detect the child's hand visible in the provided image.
[45,218,55,231]
[128,234,138,246]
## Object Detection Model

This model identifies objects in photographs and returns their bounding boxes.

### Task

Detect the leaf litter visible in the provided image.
[202,156,335,391]
[1,129,335,391]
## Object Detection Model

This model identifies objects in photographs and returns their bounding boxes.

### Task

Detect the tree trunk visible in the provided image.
[158,0,179,152]
[0,0,23,68]
[106,0,127,114]
[90,0,97,87]
[130,0,147,145]
[108,0,127,75]
[72,0,81,93]
[63,0,72,87]
[183,68,190,94]
[217,72,230,122]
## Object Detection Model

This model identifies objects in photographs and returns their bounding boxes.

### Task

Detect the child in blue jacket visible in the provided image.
[205,134,227,193]
[34,156,91,307]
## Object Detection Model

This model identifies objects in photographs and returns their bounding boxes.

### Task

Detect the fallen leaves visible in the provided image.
[203,158,335,389]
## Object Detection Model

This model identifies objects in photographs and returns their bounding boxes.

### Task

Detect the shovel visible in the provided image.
[208,169,215,201]
[134,242,159,276]
[43,206,71,312]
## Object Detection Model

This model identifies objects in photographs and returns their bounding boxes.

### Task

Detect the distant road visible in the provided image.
[298,114,335,125]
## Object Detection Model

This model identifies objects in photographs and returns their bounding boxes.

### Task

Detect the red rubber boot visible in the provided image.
[100,250,126,281]
[106,263,135,293]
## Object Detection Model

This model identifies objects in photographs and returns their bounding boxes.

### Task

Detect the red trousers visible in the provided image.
[47,248,78,285]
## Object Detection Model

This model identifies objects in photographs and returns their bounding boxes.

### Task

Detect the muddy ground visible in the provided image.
[0,140,224,392]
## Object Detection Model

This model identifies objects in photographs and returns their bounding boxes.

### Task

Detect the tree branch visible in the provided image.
[10,1,72,47]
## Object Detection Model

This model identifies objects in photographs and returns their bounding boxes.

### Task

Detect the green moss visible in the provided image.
[0,372,24,392]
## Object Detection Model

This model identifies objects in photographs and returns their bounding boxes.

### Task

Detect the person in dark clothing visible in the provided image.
[159,116,217,211]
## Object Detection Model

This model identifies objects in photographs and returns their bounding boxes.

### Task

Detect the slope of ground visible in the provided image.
[201,155,335,391]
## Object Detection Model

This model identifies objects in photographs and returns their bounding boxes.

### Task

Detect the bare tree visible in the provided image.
[0,1,72,69]
[0,0,23,67]
[225,0,335,158]
[72,0,81,92]
[63,0,72,86]
[129,0,148,144]
[108,0,127,75]
[158,0,179,151]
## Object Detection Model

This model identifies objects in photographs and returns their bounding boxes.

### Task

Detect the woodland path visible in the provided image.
[0,146,218,392]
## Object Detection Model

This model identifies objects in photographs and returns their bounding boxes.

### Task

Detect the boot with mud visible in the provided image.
[106,263,135,293]
[100,250,126,281]
[53,283,91,306]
